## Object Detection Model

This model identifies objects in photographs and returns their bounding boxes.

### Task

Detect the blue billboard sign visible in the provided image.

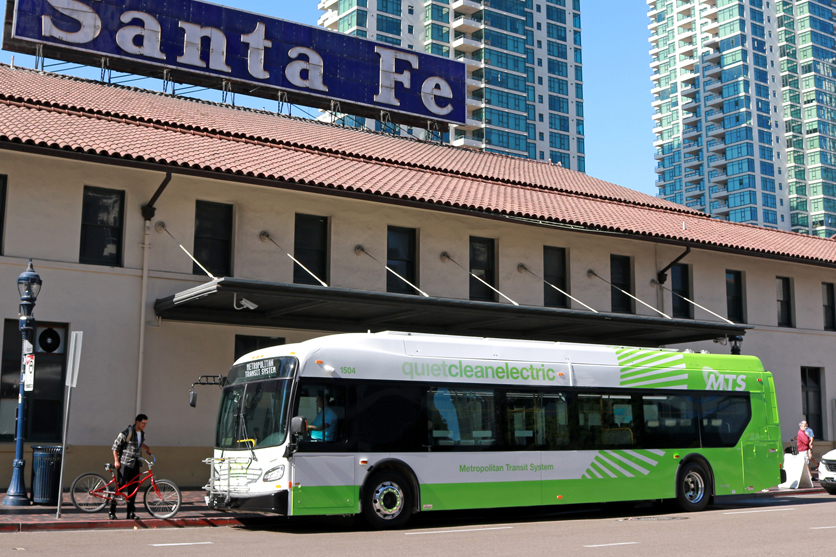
[3,0,467,125]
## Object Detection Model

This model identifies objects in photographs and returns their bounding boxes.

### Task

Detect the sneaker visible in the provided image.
[108,513,116,520]
[126,513,138,520]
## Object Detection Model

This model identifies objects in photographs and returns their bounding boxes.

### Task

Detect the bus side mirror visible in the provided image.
[291,416,307,435]
[189,390,197,408]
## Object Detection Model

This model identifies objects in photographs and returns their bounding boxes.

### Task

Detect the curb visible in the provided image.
[1,515,275,533]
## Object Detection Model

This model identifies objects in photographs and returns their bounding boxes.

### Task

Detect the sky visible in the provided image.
[0,1,657,196]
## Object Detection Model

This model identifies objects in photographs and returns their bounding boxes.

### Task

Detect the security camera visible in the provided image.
[233,294,259,310]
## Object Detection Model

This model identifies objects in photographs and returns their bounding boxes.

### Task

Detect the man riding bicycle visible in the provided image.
[110,414,153,520]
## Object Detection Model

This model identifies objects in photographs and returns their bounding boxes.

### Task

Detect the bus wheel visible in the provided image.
[675,461,711,512]
[362,471,413,529]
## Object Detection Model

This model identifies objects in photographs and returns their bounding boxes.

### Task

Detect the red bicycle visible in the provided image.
[69,456,181,519]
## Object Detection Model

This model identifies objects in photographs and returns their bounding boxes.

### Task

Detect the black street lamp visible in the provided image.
[3,260,42,506]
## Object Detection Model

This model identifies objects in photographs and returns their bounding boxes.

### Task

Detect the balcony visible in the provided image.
[317,0,338,10]
[465,77,481,90]
[456,54,483,69]
[452,16,483,33]
[705,93,724,107]
[683,140,702,153]
[709,155,727,169]
[701,18,719,35]
[452,0,482,14]
[705,78,723,92]
[317,11,339,29]
[466,95,484,107]
[707,124,725,138]
[452,136,483,149]
[453,35,481,52]
[705,108,724,122]
[684,154,703,168]
[703,63,722,78]
[703,34,720,48]
[703,49,720,64]
[683,113,700,126]
[681,84,699,98]
[453,117,484,131]
[708,139,726,152]
[683,125,701,139]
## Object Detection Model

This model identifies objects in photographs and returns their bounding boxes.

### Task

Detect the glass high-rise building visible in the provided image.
[777,1,836,237]
[318,0,586,172]
[649,0,790,229]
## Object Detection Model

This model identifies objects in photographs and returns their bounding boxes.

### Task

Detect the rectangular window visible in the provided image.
[726,270,745,323]
[610,255,633,314]
[801,367,823,441]
[0,321,68,442]
[577,393,639,449]
[777,276,793,327]
[671,263,692,319]
[193,200,233,277]
[294,214,328,285]
[700,393,752,447]
[0,175,6,254]
[387,226,417,294]
[80,186,124,267]
[543,246,568,308]
[469,237,496,302]
[296,383,347,445]
[641,394,699,449]
[823,283,836,331]
[428,387,497,448]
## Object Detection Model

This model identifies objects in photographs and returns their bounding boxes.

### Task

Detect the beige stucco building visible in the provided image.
[0,65,834,488]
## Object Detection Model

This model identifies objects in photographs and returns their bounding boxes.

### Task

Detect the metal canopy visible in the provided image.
[154,278,748,347]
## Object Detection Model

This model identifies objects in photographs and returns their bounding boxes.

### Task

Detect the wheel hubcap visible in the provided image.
[372,481,403,520]
[683,471,705,504]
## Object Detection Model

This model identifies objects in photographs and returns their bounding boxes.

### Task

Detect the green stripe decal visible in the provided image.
[616,349,688,389]
[582,450,665,480]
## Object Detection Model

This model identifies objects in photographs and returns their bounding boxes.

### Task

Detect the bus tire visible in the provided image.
[675,461,711,512]
[362,471,413,529]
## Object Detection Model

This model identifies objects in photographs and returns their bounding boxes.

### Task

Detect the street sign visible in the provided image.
[65,331,83,388]
[3,0,467,127]
[23,354,34,391]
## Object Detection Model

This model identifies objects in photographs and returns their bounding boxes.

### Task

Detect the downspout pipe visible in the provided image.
[136,173,172,415]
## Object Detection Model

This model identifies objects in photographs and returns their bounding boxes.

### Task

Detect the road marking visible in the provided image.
[724,508,795,515]
[148,542,214,547]
[406,526,513,535]
[583,542,638,548]
[810,526,836,530]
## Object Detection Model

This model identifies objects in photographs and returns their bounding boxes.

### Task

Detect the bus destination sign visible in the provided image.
[3,0,467,126]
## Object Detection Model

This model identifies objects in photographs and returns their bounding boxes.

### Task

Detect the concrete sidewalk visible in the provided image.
[0,484,828,533]
[0,489,276,532]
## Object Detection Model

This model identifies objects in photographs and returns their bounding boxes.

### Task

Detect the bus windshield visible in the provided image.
[216,357,296,449]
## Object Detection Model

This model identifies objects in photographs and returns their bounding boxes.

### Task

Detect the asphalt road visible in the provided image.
[3,494,835,556]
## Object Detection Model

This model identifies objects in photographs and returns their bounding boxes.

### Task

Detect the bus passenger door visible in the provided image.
[290,384,357,516]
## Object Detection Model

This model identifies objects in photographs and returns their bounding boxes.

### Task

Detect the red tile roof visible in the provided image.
[0,65,834,265]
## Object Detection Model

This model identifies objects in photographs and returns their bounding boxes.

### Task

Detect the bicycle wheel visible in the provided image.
[144,479,181,519]
[70,473,108,513]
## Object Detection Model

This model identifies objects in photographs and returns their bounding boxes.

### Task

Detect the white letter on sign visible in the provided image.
[242,22,272,80]
[285,47,328,92]
[421,77,454,116]
[177,22,232,72]
[42,0,102,44]
[374,46,418,107]
[116,11,165,60]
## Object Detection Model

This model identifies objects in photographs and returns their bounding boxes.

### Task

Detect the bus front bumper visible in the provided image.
[206,490,289,515]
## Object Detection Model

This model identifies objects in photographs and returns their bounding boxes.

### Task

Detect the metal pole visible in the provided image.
[4,321,33,505]
[56,384,72,518]
[5,260,41,507]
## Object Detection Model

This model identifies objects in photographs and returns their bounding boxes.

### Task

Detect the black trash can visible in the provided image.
[30,446,62,505]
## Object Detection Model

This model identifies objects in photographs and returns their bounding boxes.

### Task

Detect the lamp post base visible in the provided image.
[2,459,29,506]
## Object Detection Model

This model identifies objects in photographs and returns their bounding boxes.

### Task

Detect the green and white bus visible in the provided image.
[201,331,783,528]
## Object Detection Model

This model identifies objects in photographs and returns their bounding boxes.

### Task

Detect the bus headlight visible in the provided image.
[263,465,285,482]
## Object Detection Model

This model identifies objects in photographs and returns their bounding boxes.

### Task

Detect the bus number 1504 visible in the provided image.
[340,367,356,374]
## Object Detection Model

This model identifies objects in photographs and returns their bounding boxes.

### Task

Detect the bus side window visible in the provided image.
[297,384,346,444]
[357,384,422,451]
[641,394,699,449]
[577,393,603,449]
[427,388,496,449]
[700,393,751,447]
